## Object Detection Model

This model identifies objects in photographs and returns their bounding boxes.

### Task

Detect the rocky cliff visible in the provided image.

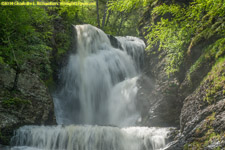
[138,0,225,149]
[0,64,56,145]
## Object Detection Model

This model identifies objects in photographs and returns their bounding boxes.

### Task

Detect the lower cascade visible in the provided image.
[11,126,170,150]
[9,24,170,150]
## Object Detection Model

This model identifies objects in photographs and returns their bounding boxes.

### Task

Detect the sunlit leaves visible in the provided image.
[145,0,225,75]
[0,5,52,70]
[108,0,148,12]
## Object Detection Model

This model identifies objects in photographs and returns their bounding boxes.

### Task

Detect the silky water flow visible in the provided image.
[9,24,170,150]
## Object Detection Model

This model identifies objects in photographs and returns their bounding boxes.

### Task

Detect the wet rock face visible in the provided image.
[138,51,225,150]
[107,34,123,49]
[139,44,225,149]
[137,51,182,127]
[166,100,225,150]
[176,62,225,149]
[0,65,56,145]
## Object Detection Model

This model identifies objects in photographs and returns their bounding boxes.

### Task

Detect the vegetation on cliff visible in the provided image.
[139,0,225,149]
[145,0,225,75]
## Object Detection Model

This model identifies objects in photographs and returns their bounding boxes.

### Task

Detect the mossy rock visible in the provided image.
[2,97,31,109]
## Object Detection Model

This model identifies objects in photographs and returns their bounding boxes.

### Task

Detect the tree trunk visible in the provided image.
[7,36,20,91]
[105,10,111,27]
[11,65,20,91]
[117,12,124,35]
[101,0,109,29]
[96,0,100,28]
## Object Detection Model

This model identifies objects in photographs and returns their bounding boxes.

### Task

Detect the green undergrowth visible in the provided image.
[187,38,225,81]
[202,57,225,104]
[145,0,225,75]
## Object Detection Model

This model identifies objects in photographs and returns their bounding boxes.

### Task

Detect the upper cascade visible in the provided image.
[116,36,145,71]
[53,24,146,126]
[75,24,111,55]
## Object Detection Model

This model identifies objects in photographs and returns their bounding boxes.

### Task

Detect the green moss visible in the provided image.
[44,75,54,86]
[2,97,31,108]
[187,38,225,82]
[187,112,224,149]
[190,141,202,149]
[203,131,223,148]
[195,127,201,134]
[187,131,223,150]
[207,112,216,122]
[202,57,225,104]
[183,143,189,150]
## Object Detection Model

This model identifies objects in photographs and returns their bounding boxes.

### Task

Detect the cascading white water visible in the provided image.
[54,24,144,126]
[10,24,170,150]
[116,36,145,72]
[11,125,170,150]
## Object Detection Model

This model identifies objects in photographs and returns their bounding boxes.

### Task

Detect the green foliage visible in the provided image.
[145,0,225,75]
[58,0,96,25]
[2,97,31,108]
[0,0,146,76]
[106,0,149,35]
[108,0,148,12]
[0,4,53,81]
[0,5,52,63]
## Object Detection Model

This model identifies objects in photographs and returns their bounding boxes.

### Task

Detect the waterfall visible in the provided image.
[53,24,144,126]
[10,24,170,150]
